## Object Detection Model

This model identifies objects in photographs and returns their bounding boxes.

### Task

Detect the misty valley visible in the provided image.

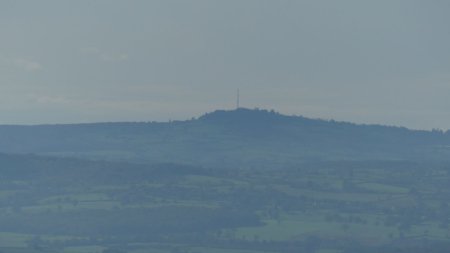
[2,109,450,253]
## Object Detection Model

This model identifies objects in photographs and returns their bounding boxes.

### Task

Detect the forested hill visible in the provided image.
[0,108,449,167]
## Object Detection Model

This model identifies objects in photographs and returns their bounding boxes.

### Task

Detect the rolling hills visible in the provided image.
[0,108,448,167]
[1,109,450,252]
[0,153,449,253]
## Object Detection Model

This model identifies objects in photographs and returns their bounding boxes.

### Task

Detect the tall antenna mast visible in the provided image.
[236,88,240,109]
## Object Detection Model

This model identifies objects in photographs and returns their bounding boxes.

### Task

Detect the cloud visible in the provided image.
[0,55,42,72]
[80,47,129,62]
[79,47,100,54]
[34,95,69,105]
[13,58,42,71]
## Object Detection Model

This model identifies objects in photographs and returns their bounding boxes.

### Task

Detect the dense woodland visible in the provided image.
[1,109,450,252]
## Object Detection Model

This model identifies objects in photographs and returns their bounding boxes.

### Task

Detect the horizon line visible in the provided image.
[0,107,446,132]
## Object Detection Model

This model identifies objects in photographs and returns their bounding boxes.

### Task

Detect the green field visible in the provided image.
[0,155,450,252]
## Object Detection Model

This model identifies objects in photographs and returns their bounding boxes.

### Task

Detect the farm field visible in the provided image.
[1,155,450,252]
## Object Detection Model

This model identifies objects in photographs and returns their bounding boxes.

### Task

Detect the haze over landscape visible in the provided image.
[2,1,450,253]
[1,0,450,129]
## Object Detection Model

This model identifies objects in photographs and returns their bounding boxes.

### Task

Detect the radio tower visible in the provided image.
[236,89,240,109]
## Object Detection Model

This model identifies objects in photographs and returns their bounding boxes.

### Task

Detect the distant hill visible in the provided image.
[0,152,205,184]
[0,108,449,167]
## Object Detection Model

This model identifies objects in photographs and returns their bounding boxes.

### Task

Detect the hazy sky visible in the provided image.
[1,0,449,129]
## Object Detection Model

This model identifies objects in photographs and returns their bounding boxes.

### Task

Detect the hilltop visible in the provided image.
[1,112,450,253]
[0,108,448,167]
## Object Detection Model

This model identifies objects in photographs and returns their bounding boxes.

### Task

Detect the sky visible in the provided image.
[1,0,450,129]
